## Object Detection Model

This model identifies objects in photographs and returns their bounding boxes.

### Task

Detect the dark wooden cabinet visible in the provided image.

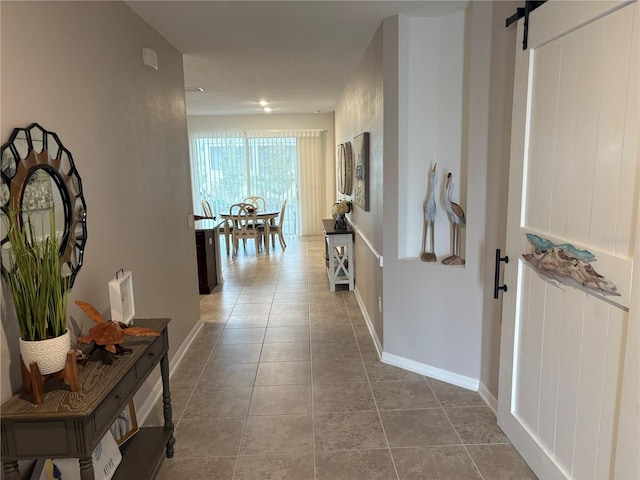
[195,220,222,294]
[1,319,174,480]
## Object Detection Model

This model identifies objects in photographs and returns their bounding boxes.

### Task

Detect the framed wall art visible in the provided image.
[353,132,369,211]
[109,400,139,446]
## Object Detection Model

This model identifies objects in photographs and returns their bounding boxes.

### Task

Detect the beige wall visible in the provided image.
[334,2,516,402]
[382,9,486,387]
[334,25,385,343]
[1,1,200,403]
[188,114,333,133]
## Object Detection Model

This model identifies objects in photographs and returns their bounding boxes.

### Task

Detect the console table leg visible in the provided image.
[3,461,20,480]
[160,353,175,458]
[78,457,94,480]
[347,240,354,290]
[327,237,336,292]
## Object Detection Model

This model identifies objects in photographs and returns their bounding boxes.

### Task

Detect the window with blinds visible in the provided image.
[190,135,300,235]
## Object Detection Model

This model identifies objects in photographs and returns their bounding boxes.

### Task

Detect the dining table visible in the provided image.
[219,210,279,254]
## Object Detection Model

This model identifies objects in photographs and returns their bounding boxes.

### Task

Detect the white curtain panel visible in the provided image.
[297,132,326,235]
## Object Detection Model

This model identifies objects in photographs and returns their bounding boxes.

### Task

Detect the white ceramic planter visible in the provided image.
[19,330,71,375]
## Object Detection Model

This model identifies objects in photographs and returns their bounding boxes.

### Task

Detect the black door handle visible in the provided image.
[494,248,509,299]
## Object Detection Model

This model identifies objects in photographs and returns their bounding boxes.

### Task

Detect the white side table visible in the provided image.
[322,219,354,291]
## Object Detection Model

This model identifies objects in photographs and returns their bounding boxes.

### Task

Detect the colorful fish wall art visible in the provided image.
[522,233,620,296]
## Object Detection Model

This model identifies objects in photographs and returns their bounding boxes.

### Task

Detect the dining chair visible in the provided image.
[258,199,287,250]
[201,199,214,218]
[243,195,268,235]
[229,203,261,257]
[243,196,267,212]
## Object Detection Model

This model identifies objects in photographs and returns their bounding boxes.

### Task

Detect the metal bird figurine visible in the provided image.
[442,172,465,265]
[420,163,437,262]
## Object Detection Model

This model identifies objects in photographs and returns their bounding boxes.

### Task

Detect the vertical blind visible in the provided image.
[189,130,326,236]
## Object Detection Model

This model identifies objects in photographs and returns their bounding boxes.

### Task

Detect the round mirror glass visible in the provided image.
[20,168,67,245]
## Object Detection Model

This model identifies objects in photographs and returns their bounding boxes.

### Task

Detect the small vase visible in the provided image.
[19,330,71,375]
[334,214,348,230]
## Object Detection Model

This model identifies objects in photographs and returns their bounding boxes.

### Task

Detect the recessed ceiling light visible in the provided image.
[314,110,321,114]
[186,87,204,92]
[263,107,272,113]
[259,100,269,106]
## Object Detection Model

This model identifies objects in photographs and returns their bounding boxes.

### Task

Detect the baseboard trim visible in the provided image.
[350,289,492,405]
[136,319,204,423]
[478,381,498,415]
[381,351,480,392]
[353,286,382,359]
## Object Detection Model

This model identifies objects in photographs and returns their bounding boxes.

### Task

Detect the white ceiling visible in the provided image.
[126,1,468,116]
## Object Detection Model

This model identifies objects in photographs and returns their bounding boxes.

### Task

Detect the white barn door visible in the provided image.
[498,1,638,479]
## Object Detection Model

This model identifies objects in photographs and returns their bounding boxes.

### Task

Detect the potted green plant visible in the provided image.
[1,208,71,374]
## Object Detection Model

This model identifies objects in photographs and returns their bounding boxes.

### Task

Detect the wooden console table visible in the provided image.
[1,318,174,480]
[322,219,354,291]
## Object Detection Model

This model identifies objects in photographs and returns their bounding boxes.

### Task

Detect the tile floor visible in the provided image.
[145,236,537,479]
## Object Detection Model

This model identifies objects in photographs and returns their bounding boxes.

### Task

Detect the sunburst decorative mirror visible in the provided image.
[1,123,87,287]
